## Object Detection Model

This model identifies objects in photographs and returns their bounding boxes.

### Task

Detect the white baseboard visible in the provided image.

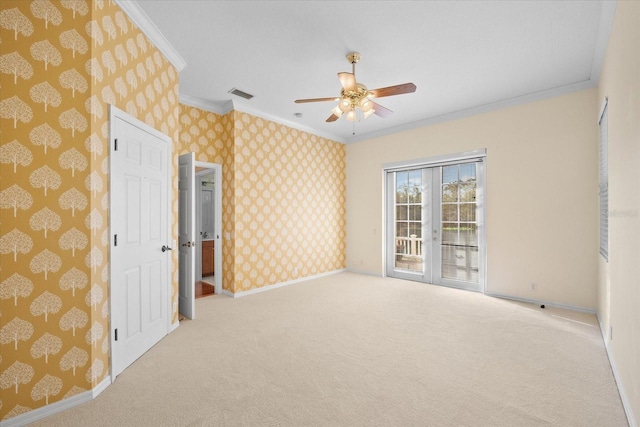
[91,375,111,398]
[220,288,234,298]
[226,268,346,298]
[345,267,384,277]
[170,321,180,333]
[596,313,638,427]
[485,291,596,314]
[0,376,111,427]
[487,294,635,426]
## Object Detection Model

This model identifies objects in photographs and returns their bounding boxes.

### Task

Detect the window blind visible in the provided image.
[599,98,608,260]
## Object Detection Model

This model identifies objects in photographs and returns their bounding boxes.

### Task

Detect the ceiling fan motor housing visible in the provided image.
[340,84,373,112]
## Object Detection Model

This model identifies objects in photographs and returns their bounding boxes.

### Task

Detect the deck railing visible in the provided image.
[395,234,422,257]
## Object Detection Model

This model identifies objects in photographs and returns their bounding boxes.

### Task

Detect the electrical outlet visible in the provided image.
[530,282,537,291]
[294,267,298,275]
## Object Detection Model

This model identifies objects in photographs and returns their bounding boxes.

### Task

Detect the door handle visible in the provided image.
[181,241,195,247]
[161,245,172,252]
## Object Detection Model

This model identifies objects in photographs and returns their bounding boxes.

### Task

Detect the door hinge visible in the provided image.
[114,234,117,246]
[114,138,118,151]
[115,328,118,341]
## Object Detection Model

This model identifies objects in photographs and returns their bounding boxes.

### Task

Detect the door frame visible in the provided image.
[108,105,173,381]
[194,161,222,294]
[178,157,222,319]
[383,149,487,293]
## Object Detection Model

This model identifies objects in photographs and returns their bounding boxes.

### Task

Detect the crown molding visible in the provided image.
[233,103,345,143]
[181,78,600,146]
[346,79,597,144]
[113,0,187,72]
[178,95,346,144]
[179,94,232,115]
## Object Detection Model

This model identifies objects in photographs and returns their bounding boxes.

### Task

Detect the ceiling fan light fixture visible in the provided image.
[346,110,357,122]
[339,98,351,112]
[363,108,375,119]
[360,98,373,112]
[294,52,416,127]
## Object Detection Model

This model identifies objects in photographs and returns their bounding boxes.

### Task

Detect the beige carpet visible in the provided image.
[32,272,628,426]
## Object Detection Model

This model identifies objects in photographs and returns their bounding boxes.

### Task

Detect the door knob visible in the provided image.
[161,245,172,252]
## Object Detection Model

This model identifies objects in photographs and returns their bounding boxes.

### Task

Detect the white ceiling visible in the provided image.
[131,0,615,144]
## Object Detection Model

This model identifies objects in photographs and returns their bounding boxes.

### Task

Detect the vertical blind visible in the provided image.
[599,99,609,260]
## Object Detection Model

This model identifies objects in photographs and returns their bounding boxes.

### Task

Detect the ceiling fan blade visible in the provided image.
[338,72,356,91]
[369,82,417,98]
[372,101,393,118]
[326,113,340,122]
[295,97,338,103]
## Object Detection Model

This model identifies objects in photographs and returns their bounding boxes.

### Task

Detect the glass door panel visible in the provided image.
[440,164,479,284]
[386,159,484,292]
[393,170,424,273]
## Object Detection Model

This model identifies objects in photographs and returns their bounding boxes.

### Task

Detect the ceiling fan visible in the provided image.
[295,52,417,123]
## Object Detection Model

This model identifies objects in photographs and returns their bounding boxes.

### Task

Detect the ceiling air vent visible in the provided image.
[228,88,254,100]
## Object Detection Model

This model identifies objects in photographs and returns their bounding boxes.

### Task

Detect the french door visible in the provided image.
[385,157,485,292]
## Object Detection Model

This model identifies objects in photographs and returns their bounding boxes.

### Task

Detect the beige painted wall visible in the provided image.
[346,88,599,310]
[597,1,640,425]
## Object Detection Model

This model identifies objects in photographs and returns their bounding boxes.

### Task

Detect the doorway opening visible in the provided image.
[178,153,222,319]
[384,150,486,292]
[195,168,216,298]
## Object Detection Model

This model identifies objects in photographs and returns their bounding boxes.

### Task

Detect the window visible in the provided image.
[599,98,608,260]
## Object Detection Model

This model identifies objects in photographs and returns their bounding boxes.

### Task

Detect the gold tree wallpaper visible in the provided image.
[0,0,179,420]
[176,105,237,293]
[176,106,346,293]
[1,0,345,422]
[230,111,346,291]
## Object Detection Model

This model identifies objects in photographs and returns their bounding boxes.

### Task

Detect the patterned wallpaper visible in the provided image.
[177,105,346,294]
[1,0,344,422]
[0,0,179,421]
[175,105,236,293]
[231,111,346,292]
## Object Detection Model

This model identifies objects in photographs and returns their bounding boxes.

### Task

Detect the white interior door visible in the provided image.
[110,106,171,378]
[178,153,195,319]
